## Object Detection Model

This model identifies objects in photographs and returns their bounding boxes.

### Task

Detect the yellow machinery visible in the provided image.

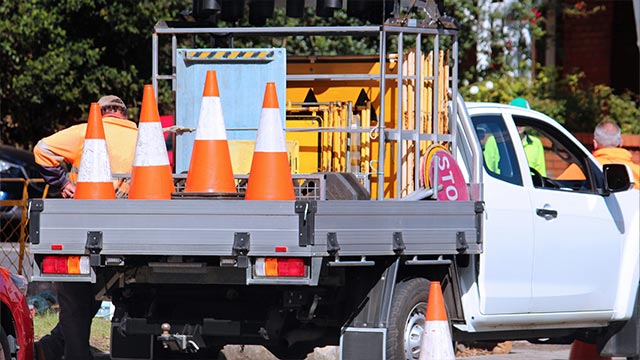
[285,51,451,198]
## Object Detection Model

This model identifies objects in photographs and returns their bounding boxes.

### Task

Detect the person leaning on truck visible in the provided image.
[34,95,138,198]
[33,95,138,360]
[559,120,640,188]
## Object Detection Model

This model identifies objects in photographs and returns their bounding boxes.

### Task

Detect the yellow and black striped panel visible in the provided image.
[185,50,275,61]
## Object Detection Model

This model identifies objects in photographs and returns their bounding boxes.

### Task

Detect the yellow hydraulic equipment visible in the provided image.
[285,50,451,198]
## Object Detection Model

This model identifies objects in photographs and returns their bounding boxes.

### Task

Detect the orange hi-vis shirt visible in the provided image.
[34,117,138,189]
[559,147,640,189]
[593,147,640,189]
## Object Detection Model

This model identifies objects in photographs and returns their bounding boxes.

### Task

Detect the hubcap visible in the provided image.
[404,302,427,360]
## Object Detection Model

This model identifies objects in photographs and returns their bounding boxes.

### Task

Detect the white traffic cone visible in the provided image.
[184,70,236,193]
[244,82,295,200]
[418,281,455,360]
[128,85,175,199]
[75,102,116,200]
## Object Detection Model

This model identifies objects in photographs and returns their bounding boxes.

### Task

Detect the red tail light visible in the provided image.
[42,256,90,275]
[277,258,305,277]
[254,257,306,277]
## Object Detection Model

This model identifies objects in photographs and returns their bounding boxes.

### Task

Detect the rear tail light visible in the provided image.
[42,256,90,275]
[254,258,306,277]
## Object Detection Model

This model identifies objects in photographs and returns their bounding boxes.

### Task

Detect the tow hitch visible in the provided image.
[157,323,204,353]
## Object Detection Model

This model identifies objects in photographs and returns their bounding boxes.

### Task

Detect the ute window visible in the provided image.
[513,116,601,193]
[472,114,523,186]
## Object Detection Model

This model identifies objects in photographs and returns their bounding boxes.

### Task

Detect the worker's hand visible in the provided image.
[163,125,195,136]
[61,182,76,199]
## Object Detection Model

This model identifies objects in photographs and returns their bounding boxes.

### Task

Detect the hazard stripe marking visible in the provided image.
[185,50,274,61]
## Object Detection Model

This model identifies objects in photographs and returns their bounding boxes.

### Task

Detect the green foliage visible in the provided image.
[0,0,184,147]
[461,67,640,134]
[444,0,545,82]
[218,7,379,56]
[1,0,638,149]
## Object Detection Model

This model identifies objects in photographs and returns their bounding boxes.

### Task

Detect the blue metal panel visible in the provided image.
[175,48,286,173]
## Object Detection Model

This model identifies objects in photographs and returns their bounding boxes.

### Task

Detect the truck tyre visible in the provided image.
[0,327,9,360]
[386,278,430,360]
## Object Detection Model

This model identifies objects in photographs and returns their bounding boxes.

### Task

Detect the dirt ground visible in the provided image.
[218,341,514,360]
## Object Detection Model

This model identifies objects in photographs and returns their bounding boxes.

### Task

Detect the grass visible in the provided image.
[33,311,111,352]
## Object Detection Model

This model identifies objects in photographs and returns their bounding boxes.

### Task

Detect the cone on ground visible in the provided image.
[128,85,175,199]
[75,103,116,200]
[418,281,455,360]
[244,82,295,200]
[569,340,611,360]
[184,70,236,193]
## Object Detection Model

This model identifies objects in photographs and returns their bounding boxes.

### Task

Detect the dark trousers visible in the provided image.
[37,282,102,360]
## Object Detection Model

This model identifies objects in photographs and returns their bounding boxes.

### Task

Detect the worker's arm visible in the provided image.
[34,125,85,190]
[483,136,501,175]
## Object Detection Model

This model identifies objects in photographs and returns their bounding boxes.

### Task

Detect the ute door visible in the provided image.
[512,114,623,313]
[471,113,534,314]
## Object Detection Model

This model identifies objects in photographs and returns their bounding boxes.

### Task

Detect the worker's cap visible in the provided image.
[510,97,530,109]
[98,95,127,110]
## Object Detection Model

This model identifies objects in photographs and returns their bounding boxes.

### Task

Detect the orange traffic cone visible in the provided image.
[418,281,455,360]
[184,70,236,193]
[244,82,295,200]
[75,103,116,200]
[128,85,175,199]
[569,340,611,360]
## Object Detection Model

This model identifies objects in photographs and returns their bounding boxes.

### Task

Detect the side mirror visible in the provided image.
[603,164,635,194]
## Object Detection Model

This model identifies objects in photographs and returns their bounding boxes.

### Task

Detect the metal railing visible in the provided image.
[0,178,50,275]
[152,21,460,200]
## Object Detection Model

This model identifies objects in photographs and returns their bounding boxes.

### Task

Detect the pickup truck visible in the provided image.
[27,99,640,360]
[28,20,640,360]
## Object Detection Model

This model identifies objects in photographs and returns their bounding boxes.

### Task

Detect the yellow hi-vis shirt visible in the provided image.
[484,133,546,176]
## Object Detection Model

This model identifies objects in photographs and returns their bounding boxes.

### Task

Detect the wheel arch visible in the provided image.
[395,258,464,322]
[0,302,17,340]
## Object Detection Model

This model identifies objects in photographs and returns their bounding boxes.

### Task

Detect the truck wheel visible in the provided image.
[386,278,430,360]
[0,327,10,360]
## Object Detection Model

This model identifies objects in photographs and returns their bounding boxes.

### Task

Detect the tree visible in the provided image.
[0,0,184,148]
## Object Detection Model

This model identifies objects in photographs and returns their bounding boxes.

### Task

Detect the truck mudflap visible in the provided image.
[601,287,640,358]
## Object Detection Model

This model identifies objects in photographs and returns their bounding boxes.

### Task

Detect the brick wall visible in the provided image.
[560,0,614,85]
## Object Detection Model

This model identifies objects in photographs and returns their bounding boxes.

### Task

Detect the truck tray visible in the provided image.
[30,199,482,257]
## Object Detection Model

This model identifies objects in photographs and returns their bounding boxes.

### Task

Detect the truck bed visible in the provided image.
[30,198,482,258]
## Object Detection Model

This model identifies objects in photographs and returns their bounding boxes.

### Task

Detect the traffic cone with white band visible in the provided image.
[75,102,116,200]
[184,70,236,193]
[244,82,295,200]
[418,281,455,360]
[128,85,175,199]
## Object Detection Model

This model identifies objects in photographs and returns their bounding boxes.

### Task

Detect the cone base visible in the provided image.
[185,140,236,193]
[129,165,175,200]
[75,182,116,200]
[245,152,295,200]
[173,191,244,200]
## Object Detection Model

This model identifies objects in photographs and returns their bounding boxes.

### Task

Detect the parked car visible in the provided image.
[0,266,33,360]
[0,145,58,242]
